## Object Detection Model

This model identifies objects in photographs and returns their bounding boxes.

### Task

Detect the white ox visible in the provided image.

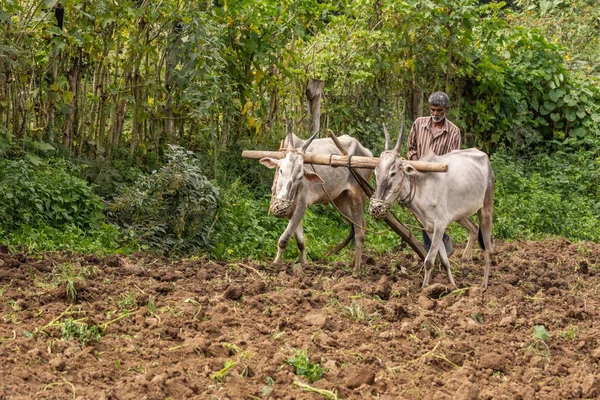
[369,126,495,288]
[260,130,373,272]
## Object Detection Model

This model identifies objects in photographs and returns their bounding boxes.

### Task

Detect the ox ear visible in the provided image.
[259,157,280,169]
[402,164,418,176]
[303,169,324,184]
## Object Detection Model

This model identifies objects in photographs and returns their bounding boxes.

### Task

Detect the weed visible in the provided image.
[119,290,138,311]
[559,325,579,341]
[286,350,324,383]
[222,343,242,355]
[52,263,84,302]
[147,296,157,314]
[210,359,238,382]
[60,318,103,347]
[293,379,339,400]
[183,298,202,319]
[409,341,461,369]
[261,376,275,398]
[528,325,551,358]
[341,300,380,323]
[471,313,484,324]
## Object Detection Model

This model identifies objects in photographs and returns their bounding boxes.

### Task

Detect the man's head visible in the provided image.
[428,91,450,123]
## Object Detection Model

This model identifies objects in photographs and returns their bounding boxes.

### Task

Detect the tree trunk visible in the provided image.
[305,78,324,136]
[63,56,80,150]
[411,86,424,120]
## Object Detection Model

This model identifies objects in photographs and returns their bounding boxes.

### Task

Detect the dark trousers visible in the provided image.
[422,231,450,251]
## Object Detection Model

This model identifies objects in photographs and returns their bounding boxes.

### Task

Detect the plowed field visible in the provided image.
[1,238,600,399]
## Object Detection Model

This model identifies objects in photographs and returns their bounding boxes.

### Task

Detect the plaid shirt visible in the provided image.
[406,117,461,161]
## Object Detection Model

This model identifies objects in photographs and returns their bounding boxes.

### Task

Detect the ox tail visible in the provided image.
[478,227,486,251]
[324,225,355,258]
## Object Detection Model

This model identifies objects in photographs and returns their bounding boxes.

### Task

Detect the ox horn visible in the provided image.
[393,123,405,152]
[300,130,319,154]
[383,123,391,151]
[286,118,295,150]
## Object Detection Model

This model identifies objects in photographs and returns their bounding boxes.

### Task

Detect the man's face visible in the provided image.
[430,105,447,123]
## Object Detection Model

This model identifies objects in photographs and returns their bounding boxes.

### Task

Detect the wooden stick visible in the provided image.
[242,150,448,172]
[326,130,428,261]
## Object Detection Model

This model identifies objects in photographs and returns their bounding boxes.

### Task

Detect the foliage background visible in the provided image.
[0,0,598,261]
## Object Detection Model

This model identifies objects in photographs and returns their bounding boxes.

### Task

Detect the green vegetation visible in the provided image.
[528,324,551,358]
[60,318,103,347]
[286,350,324,383]
[0,0,598,258]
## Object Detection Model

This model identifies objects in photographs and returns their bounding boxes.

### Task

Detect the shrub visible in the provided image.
[0,157,105,232]
[108,145,219,255]
[491,147,600,241]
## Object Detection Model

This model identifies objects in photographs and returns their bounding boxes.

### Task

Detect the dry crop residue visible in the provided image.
[1,238,599,399]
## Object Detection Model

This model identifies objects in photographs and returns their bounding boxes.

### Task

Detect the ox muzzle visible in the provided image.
[270,197,294,218]
[369,198,392,220]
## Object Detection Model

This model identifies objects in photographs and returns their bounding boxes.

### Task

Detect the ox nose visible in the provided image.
[369,199,390,220]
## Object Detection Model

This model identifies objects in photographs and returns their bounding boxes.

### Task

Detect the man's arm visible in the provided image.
[406,122,419,161]
[450,126,461,151]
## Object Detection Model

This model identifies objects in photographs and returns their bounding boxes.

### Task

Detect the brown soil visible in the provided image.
[1,238,600,400]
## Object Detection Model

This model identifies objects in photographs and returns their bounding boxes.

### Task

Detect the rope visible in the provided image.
[398,175,416,205]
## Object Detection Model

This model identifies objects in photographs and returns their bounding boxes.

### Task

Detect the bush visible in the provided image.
[0,157,105,232]
[108,145,219,255]
[210,179,286,260]
[491,147,600,241]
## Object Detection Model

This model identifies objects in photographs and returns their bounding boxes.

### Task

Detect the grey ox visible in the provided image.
[260,130,373,272]
[369,126,495,288]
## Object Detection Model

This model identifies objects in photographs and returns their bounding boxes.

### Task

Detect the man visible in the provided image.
[407,91,461,257]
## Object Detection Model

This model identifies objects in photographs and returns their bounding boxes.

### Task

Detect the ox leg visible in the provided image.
[457,218,478,270]
[422,229,440,288]
[294,224,307,265]
[334,193,365,274]
[479,193,495,288]
[438,243,457,289]
[351,211,366,274]
[423,227,456,288]
[274,211,305,265]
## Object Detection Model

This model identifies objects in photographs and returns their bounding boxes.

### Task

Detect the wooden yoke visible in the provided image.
[326,130,428,261]
[241,150,448,173]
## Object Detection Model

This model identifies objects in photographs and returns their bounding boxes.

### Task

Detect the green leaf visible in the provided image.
[533,325,549,341]
[565,111,577,122]
[548,89,564,102]
[550,112,560,122]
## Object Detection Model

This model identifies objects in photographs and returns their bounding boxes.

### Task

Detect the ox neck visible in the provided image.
[398,174,416,206]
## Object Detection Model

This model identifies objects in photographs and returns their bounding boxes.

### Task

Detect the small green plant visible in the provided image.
[286,350,323,383]
[209,359,238,382]
[222,342,242,355]
[147,296,157,314]
[261,376,275,398]
[52,263,84,302]
[528,325,551,358]
[119,290,138,311]
[559,325,579,341]
[60,318,103,347]
[342,301,368,322]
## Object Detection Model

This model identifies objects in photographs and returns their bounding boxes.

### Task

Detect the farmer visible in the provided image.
[407,91,461,256]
